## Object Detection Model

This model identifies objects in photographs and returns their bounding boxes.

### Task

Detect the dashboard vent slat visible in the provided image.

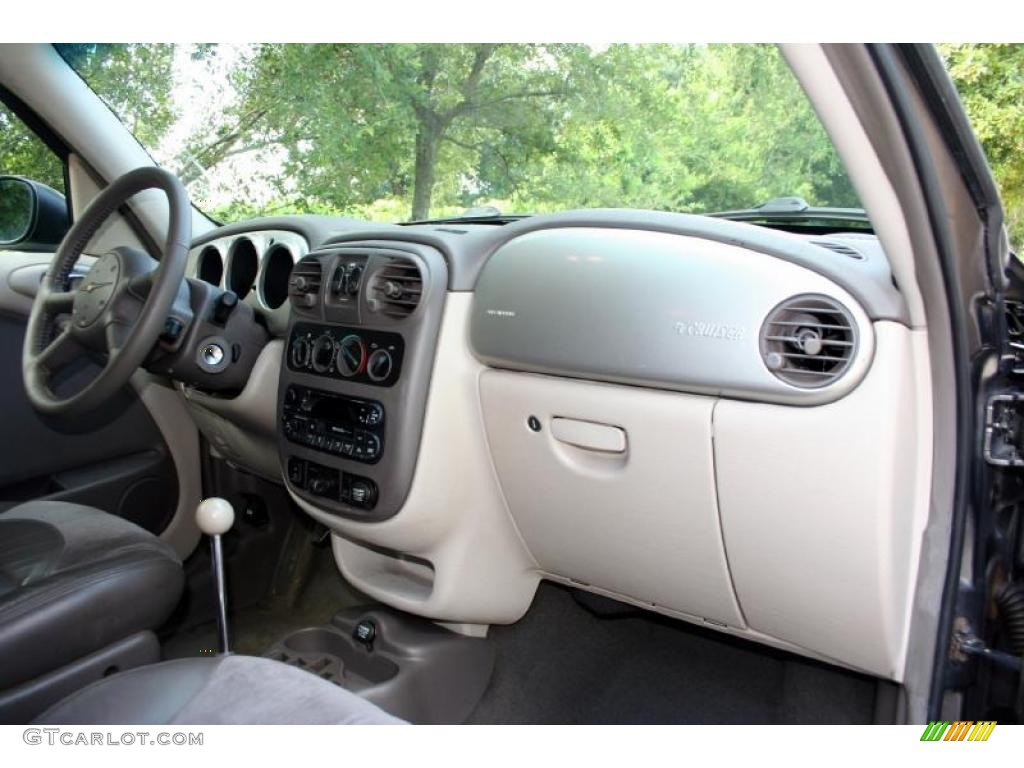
[812,240,866,260]
[288,256,323,312]
[766,320,851,331]
[368,258,424,319]
[763,335,854,348]
[759,295,857,389]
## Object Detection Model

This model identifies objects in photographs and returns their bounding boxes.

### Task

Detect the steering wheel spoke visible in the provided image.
[42,289,76,314]
[104,321,132,357]
[35,328,85,374]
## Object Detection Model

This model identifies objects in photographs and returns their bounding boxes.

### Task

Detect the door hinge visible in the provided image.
[952,625,1023,673]
[984,393,1024,466]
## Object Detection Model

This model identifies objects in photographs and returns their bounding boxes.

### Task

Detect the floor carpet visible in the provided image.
[467,583,879,724]
[164,554,880,725]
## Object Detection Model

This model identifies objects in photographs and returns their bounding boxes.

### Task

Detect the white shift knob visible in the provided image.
[196,497,235,536]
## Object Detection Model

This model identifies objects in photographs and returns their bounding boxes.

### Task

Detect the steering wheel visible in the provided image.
[22,167,191,418]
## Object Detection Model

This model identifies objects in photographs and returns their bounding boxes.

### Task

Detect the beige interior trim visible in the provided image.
[179,340,285,483]
[716,322,926,679]
[133,373,202,559]
[291,293,540,625]
[67,154,147,255]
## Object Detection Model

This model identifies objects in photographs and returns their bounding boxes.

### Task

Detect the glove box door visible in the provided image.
[480,369,744,628]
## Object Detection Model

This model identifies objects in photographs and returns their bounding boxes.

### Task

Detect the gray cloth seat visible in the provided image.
[0,500,184,690]
[35,655,405,724]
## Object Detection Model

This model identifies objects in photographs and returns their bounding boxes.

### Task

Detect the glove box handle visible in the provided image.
[550,417,627,453]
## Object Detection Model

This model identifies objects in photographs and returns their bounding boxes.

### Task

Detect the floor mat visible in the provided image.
[163,545,369,659]
[467,583,879,724]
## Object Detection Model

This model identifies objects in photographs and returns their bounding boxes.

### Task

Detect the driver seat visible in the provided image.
[0,500,184,721]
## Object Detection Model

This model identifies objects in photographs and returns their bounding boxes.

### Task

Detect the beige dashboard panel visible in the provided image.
[291,294,540,624]
[480,370,745,628]
[715,321,923,679]
[180,340,284,482]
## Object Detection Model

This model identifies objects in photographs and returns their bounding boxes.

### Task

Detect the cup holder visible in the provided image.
[268,627,398,690]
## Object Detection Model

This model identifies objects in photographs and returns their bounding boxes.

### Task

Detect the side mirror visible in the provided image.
[0,176,69,250]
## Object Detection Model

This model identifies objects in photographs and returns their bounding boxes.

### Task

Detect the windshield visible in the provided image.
[54,43,861,224]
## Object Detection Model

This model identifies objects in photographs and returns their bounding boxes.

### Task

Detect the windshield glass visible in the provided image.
[54,43,861,224]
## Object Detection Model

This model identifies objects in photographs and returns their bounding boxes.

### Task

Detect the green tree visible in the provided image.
[177,43,855,221]
[511,44,855,215]
[940,43,1024,248]
[1,44,176,193]
[0,178,33,241]
[56,44,177,149]
[177,44,588,220]
[1,43,864,224]
[0,103,65,191]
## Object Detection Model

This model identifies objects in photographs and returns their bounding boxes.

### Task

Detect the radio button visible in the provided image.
[359,403,384,426]
[363,434,381,460]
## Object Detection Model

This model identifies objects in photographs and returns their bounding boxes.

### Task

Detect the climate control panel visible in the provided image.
[282,384,385,464]
[287,322,404,387]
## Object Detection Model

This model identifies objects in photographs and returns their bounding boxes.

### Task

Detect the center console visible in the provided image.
[277,241,448,521]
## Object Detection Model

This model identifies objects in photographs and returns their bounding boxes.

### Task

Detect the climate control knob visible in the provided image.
[366,349,393,383]
[310,334,336,373]
[336,334,366,377]
[290,336,312,369]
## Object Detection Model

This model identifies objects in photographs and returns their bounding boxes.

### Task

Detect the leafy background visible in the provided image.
[0,44,1020,248]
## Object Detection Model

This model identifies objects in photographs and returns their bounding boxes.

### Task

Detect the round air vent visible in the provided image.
[759,294,857,388]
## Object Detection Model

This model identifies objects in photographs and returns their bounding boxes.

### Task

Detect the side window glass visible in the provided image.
[0,102,66,194]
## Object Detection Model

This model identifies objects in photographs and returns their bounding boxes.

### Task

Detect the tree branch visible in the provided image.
[477,88,566,107]
[442,44,498,123]
[442,135,487,152]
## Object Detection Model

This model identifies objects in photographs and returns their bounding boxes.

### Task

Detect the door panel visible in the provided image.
[0,252,179,533]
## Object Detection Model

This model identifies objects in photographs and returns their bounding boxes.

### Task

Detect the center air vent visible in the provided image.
[289,256,323,311]
[367,258,423,319]
[759,294,857,388]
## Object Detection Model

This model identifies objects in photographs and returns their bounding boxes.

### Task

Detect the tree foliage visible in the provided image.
[1,43,176,192]
[168,43,857,221]
[940,43,1024,247]
[1,43,1020,247]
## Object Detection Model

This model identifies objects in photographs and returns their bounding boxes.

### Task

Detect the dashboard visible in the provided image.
[176,209,927,684]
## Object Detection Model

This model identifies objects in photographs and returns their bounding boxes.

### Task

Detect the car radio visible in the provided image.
[282,384,385,464]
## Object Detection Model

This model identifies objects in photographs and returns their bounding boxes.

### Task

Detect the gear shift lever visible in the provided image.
[196,497,235,654]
